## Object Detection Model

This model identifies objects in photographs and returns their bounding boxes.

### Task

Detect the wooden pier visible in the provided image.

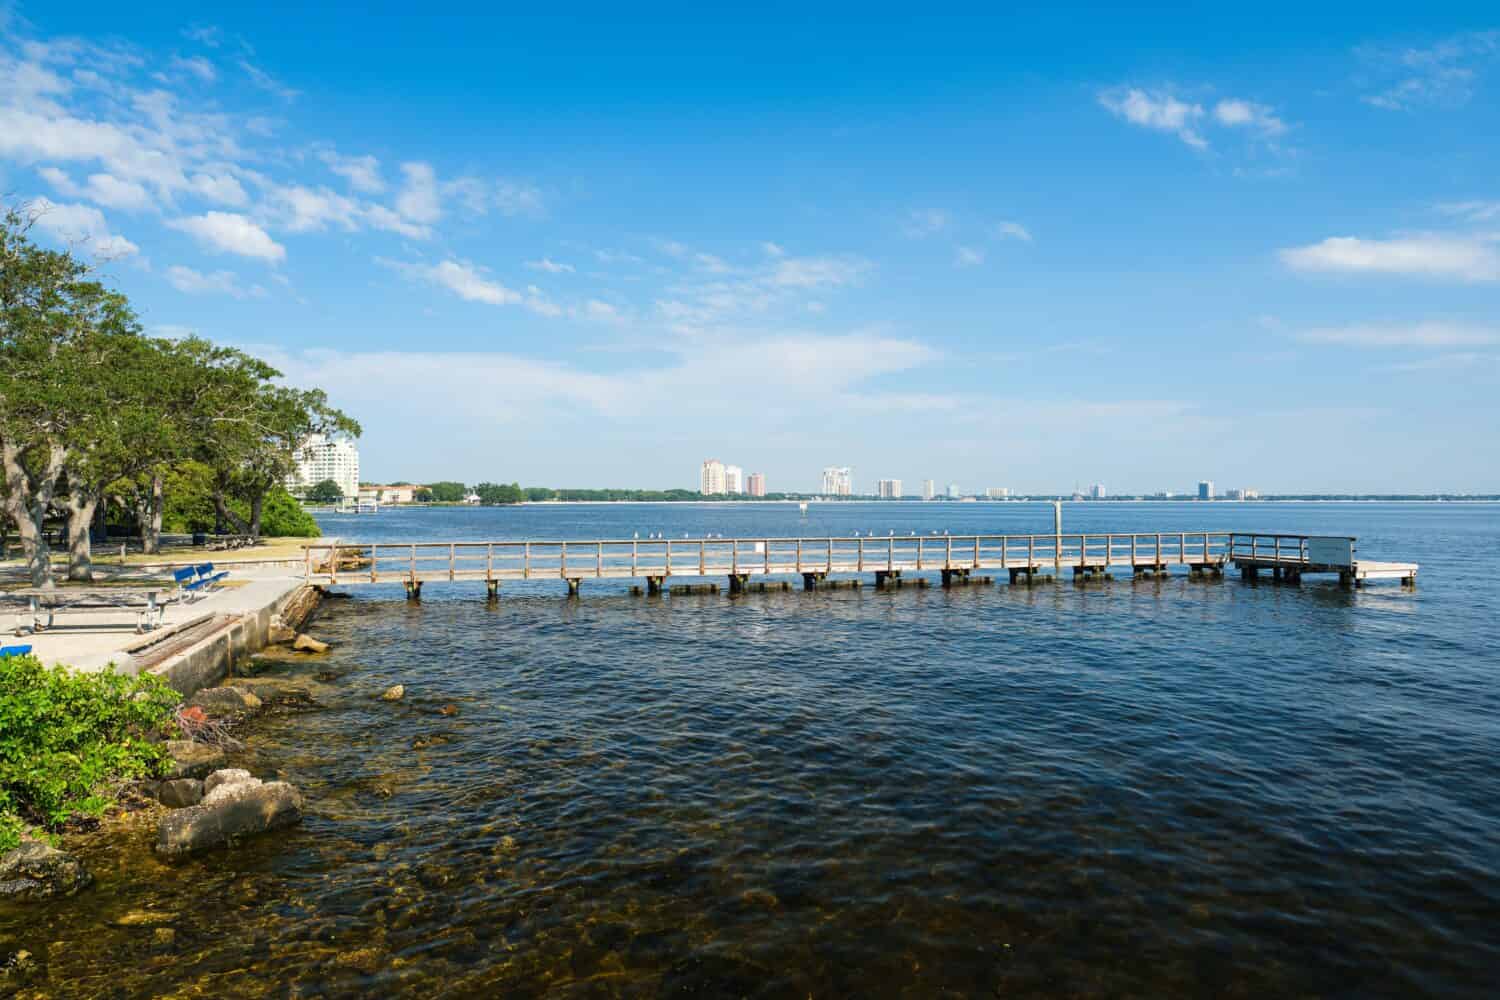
[302,532,1416,597]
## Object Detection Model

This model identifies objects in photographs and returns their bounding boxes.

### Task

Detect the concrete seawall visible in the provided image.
[145,583,323,695]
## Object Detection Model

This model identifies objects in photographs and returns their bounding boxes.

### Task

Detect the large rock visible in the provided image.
[157,779,203,808]
[163,740,227,780]
[0,841,92,900]
[155,776,303,856]
[292,634,329,654]
[380,684,404,702]
[203,768,255,796]
[186,686,262,717]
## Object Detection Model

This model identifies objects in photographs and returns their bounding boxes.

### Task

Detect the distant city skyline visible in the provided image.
[6,9,1497,491]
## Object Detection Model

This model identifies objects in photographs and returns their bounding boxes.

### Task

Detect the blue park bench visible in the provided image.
[0,644,32,657]
[173,563,230,603]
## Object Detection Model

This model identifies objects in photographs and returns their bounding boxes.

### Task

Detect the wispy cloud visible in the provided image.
[239,59,299,101]
[1299,322,1500,347]
[1358,30,1500,110]
[954,246,984,267]
[904,209,949,237]
[318,150,384,193]
[28,197,139,257]
[166,263,264,298]
[170,55,216,83]
[995,221,1032,242]
[527,257,574,274]
[1099,88,1206,148]
[1437,200,1500,222]
[1279,233,1500,282]
[1213,98,1286,136]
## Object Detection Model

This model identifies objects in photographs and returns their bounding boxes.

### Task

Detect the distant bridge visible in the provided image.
[302,532,1416,598]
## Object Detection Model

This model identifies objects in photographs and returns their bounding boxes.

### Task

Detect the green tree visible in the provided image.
[413,486,433,502]
[427,481,467,503]
[305,478,344,503]
[473,482,524,504]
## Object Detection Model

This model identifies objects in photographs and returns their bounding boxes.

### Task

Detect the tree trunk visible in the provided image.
[65,491,100,582]
[212,488,250,536]
[1,440,65,590]
[248,490,265,540]
[138,473,164,555]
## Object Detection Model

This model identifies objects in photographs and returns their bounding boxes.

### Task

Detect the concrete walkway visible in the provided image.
[6,569,306,673]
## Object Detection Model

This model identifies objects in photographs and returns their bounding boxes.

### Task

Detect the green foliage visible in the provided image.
[0,654,180,851]
[472,482,524,505]
[525,487,557,501]
[161,460,218,534]
[413,487,433,503]
[426,481,467,503]
[305,478,344,503]
[258,486,321,536]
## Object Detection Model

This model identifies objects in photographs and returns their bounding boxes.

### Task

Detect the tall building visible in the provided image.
[288,433,360,501]
[724,465,744,494]
[1198,480,1215,500]
[701,459,726,495]
[985,487,1010,499]
[821,466,852,496]
[922,479,936,500]
[1089,483,1107,499]
[946,483,960,498]
[877,478,902,499]
[746,473,766,497]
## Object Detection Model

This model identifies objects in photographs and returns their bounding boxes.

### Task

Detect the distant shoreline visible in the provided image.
[328,497,1500,509]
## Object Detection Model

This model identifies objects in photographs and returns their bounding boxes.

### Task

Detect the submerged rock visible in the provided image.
[155,776,304,856]
[163,740,227,780]
[380,684,405,702]
[268,623,297,644]
[293,634,330,654]
[0,841,93,901]
[157,779,204,808]
[186,685,263,717]
[203,768,255,796]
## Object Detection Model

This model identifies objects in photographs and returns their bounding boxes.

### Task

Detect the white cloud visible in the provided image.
[28,197,139,257]
[239,60,299,101]
[261,182,361,232]
[171,55,216,83]
[1437,200,1500,222]
[38,166,153,211]
[165,264,262,297]
[1099,88,1206,148]
[1279,234,1500,282]
[954,246,985,267]
[494,179,544,217]
[761,241,786,257]
[318,150,384,193]
[769,255,869,289]
[397,258,520,306]
[168,211,285,261]
[1213,99,1286,136]
[363,204,430,239]
[395,162,441,223]
[995,220,1032,242]
[182,25,222,48]
[1299,322,1500,347]
[1359,31,1500,110]
[189,171,248,206]
[527,257,574,273]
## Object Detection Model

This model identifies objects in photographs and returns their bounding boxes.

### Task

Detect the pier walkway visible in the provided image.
[303,532,1417,596]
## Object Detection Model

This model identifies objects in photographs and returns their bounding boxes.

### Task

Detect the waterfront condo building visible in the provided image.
[1198,480,1215,500]
[946,483,961,499]
[725,465,744,494]
[985,487,1010,499]
[746,473,766,497]
[1089,483,1107,499]
[877,478,902,499]
[821,466,853,496]
[922,479,936,500]
[288,433,360,502]
[701,459,727,495]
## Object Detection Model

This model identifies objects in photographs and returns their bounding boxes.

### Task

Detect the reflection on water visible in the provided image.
[3,503,1499,997]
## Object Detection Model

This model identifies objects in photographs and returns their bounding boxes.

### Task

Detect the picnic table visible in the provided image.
[7,587,168,635]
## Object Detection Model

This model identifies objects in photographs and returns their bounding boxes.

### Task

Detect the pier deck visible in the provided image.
[302,532,1416,596]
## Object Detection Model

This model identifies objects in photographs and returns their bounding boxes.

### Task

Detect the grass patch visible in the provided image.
[0,654,180,852]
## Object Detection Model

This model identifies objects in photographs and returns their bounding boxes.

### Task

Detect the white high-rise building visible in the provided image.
[821,466,853,496]
[985,487,1010,499]
[946,483,961,498]
[701,459,726,495]
[288,434,360,501]
[922,479,936,500]
[877,479,902,499]
[724,465,744,494]
[746,473,766,497]
[1089,483,1107,499]
[1198,480,1215,501]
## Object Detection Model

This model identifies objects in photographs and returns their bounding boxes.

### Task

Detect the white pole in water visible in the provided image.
[1053,500,1063,573]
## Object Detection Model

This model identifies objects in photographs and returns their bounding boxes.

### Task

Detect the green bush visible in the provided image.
[0,655,180,852]
[259,486,321,537]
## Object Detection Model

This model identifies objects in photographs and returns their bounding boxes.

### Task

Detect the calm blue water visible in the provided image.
[6,502,1498,997]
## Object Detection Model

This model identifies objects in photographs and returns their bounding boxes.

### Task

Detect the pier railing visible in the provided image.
[303,532,1240,584]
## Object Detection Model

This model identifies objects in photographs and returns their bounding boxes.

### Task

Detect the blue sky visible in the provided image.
[4,3,1498,493]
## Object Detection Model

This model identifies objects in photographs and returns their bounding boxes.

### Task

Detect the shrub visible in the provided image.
[0,655,180,852]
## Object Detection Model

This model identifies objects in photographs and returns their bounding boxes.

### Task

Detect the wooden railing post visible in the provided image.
[857,537,864,571]
[524,542,531,579]
[796,538,802,573]
[764,539,770,575]
[945,535,952,568]
[449,543,456,581]
[371,543,378,582]
[561,541,568,577]
[486,543,493,582]
[597,541,603,577]
[632,540,638,576]
[973,535,980,567]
